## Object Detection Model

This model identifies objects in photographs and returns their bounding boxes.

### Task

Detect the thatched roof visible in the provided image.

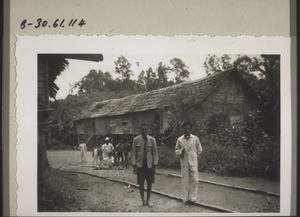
[75,68,239,121]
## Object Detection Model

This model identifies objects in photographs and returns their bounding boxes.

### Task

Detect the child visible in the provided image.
[92,145,101,169]
[115,141,124,168]
[123,142,131,168]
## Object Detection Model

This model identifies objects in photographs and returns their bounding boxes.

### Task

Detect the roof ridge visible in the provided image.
[94,68,234,105]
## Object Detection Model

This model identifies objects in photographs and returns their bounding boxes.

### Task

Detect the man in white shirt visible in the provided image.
[78,139,87,163]
[175,122,203,205]
[101,137,114,159]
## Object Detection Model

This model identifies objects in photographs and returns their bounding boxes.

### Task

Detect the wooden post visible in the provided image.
[77,135,80,145]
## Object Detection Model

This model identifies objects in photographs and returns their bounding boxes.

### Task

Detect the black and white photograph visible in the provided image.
[15,35,291,216]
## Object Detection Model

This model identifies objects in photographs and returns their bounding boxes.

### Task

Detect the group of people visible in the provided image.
[78,137,130,170]
[78,121,203,208]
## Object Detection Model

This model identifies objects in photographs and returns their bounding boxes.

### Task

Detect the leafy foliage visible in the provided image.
[157,145,180,169]
[135,58,190,91]
[159,111,279,179]
[114,55,133,80]
[170,58,190,83]
[71,70,126,94]
[70,56,191,95]
[47,57,69,98]
[156,62,171,87]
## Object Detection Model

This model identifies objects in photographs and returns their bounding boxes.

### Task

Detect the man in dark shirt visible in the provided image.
[131,122,158,207]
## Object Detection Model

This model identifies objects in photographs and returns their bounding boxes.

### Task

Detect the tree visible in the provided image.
[71,70,124,94]
[136,59,190,92]
[136,70,147,92]
[72,69,105,94]
[170,58,190,83]
[114,56,137,90]
[156,62,171,88]
[103,72,123,91]
[203,54,232,75]
[114,56,133,80]
[145,67,157,91]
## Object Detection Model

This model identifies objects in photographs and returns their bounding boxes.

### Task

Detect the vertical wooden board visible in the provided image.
[75,121,84,135]
[109,117,122,134]
[131,114,140,134]
[94,118,109,135]
[84,119,93,135]
[121,115,133,134]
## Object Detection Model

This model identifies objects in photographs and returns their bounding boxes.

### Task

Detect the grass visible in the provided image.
[38,168,81,212]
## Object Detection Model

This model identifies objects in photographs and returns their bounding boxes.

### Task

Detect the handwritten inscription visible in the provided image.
[20,18,86,29]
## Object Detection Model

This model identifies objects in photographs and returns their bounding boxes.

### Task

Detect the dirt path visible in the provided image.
[47,150,280,213]
[44,169,214,213]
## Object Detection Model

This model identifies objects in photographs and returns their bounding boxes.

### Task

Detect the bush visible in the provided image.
[159,111,280,179]
[198,141,247,175]
[157,145,180,169]
[198,134,278,178]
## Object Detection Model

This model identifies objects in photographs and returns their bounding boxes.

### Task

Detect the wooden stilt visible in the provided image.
[85,132,94,146]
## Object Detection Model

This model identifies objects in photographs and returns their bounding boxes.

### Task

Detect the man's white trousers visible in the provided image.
[181,166,198,202]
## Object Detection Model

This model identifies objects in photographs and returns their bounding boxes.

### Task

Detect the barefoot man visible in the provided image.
[175,122,203,205]
[131,122,158,207]
[78,139,87,163]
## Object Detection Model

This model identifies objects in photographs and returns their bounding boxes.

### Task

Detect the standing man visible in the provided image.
[101,137,114,159]
[131,122,158,207]
[175,122,203,205]
[78,139,87,163]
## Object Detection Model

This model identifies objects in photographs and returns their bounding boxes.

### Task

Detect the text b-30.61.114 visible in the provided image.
[20,18,86,29]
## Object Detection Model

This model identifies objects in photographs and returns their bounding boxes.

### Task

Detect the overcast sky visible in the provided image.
[55,54,209,99]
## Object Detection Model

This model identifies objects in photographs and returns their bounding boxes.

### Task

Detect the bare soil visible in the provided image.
[45,150,280,213]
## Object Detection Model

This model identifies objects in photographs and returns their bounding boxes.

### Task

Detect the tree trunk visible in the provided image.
[38,127,50,211]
